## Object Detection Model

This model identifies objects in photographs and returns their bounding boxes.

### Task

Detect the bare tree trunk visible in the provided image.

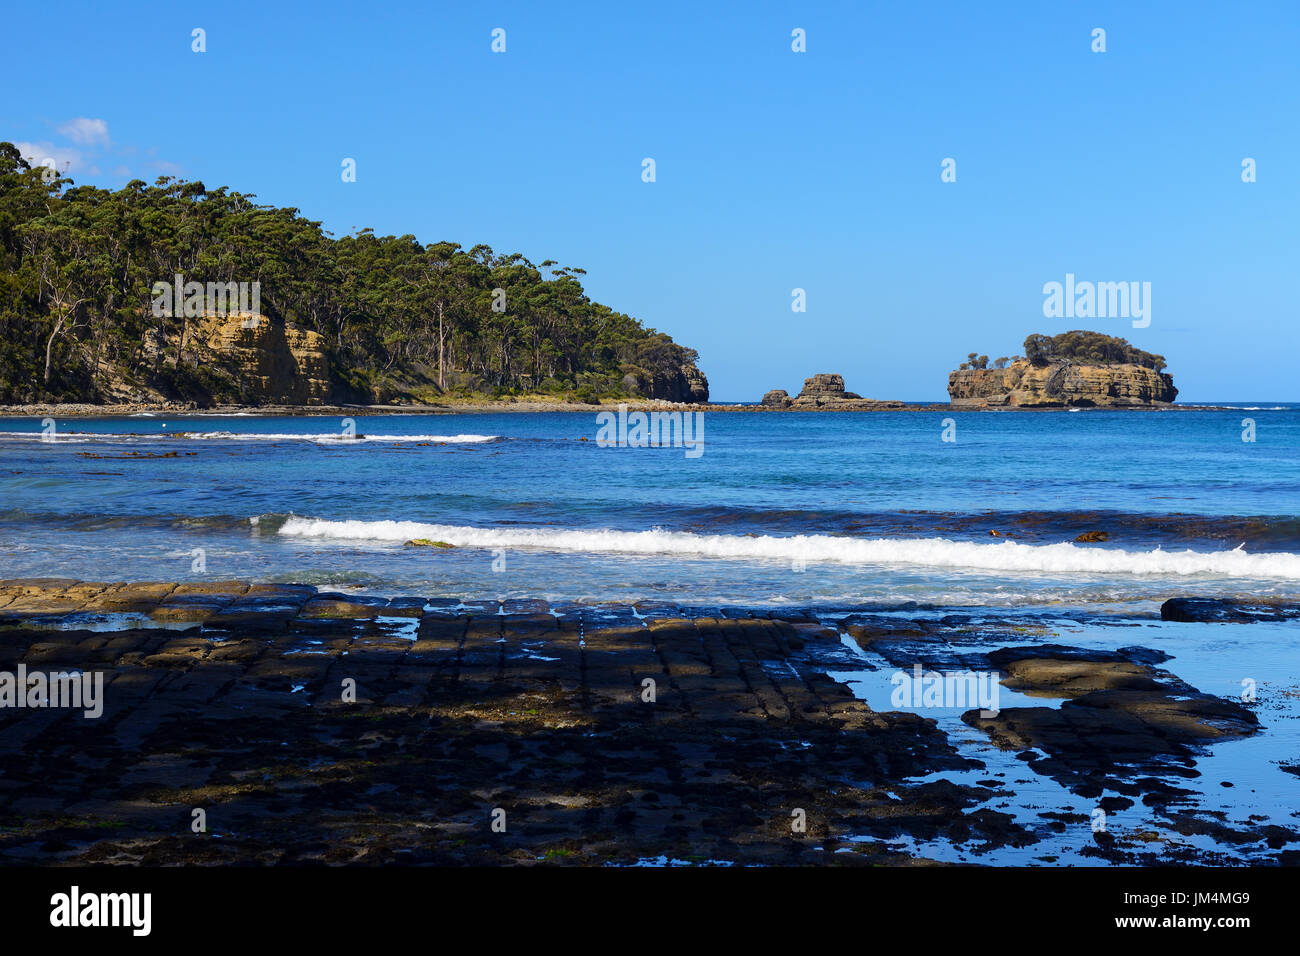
[44,313,67,385]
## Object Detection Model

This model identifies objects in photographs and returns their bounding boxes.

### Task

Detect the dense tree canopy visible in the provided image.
[0,143,701,404]
[959,332,1166,373]
[1022,331,1167,371]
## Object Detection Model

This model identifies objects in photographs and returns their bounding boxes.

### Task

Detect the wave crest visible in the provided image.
[275,518,1300,580]
[183,432,498,443]
[0,431,499,444]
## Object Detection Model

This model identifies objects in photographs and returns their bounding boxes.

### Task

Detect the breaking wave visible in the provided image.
[0,431,499,444]
[275,518,1300,580]
[180,432,499,443]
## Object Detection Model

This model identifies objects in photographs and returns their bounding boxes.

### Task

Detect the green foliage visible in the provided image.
[0,143,699,403]
[1022,331,1167,371]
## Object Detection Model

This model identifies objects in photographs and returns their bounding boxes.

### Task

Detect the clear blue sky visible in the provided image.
[4,1,1297,401]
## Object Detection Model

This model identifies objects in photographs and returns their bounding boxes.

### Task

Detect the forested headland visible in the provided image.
[0,143,707,406]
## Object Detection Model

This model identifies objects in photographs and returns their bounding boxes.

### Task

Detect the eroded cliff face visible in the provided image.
[190,312,331,404]
[623,362,710,403]
[947,360,1177,408]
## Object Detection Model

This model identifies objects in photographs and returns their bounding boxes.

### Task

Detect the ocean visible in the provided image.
[2,405,1297,613]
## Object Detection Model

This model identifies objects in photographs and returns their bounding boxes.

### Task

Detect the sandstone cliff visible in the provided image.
[187,312,331,404]
[762,373,904,409]
[947,360,1177,408]
[622,361,709,403]
[49,307,706,408]
[107,311,331,406]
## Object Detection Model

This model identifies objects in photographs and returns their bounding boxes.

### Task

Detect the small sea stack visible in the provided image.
[761,373,904,409]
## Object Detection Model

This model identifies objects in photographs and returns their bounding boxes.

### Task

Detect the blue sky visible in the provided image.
[4,0,1298,401]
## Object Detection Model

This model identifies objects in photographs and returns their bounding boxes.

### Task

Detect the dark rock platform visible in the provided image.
[0,579,1010,866]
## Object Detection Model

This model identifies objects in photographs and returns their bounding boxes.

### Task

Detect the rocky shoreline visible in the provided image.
[0,400,1239,419]
[1,579,1290,866]
[0,399,718,418]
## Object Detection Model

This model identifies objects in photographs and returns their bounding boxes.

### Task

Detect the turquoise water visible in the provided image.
[1,406,1297,608]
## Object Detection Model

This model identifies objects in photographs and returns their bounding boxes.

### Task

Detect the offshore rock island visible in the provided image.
[947,331,1178,409]
[761,374,905,410]
[760,333,1177,412]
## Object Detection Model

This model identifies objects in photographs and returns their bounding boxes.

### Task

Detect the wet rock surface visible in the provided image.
[0,580,1005,866]
[1160,597,1300,624]
[961,644,1292,862]
[965,644,1258,771]
[2,582,1294,866]
[836,613,1299,864]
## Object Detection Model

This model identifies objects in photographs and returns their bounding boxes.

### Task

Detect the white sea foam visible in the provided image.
[275,518,1300,580]
[181,432,498,443]
[1183,405,1288,411]
[0,432,93,443]
[0,431,498,444]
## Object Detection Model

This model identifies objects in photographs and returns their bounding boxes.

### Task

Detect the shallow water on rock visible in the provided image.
[827,617,1300,865]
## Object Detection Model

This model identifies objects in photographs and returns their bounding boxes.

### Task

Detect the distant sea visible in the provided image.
[1,405,1297,612]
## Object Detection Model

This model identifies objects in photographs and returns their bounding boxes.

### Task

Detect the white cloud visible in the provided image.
[57,117,110,147]
[12,120,179,184]
[13,141,82,173]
